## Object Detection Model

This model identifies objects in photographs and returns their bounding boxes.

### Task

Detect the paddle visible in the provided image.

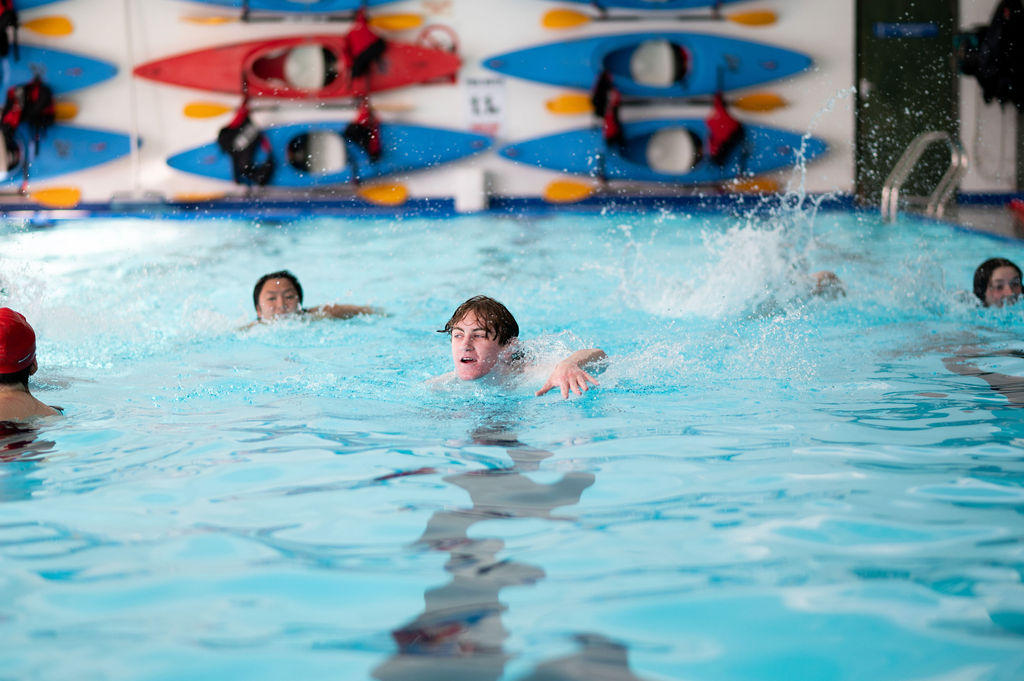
[357,182,407,206]
[55,101,78,121]
[183,12,423,31]
[172,183,409,205]
[546,91,786,115]
[543,179,594,204]
[171,191,230,203]
[183,100,414,119]
[726,176,780,194]
[542,8,776,29]
[30,186,81,208]
[22,16,73,37]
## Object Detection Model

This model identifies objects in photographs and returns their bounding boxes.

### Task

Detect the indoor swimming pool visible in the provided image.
[1,203,1023,681]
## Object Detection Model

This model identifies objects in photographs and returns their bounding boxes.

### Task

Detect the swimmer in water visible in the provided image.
[252,270,378,323]
[811,270,844,299]
[434,295,607,399]
[0,308,62,421]
[973,258,1021,308]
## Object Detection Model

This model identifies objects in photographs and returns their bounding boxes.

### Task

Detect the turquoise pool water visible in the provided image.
[2,205,1024,681]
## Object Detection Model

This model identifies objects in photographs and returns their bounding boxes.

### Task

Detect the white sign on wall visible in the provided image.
[462,74,506,138]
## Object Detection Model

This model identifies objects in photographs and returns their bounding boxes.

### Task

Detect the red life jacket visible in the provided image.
[0,0,17,60]
[216,100,275,185]
[1010,198,1024,223]
[1,86,22,130]
[591,69,614,117]
[345,8,386,80]
[705,92,744,164]
[602,88,624,149]
[343,97,381,161]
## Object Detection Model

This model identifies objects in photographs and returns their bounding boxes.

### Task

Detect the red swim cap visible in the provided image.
[0,308,36,374]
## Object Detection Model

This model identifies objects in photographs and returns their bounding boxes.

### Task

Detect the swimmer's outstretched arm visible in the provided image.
[535,348,607,399]
[308,304,381,319]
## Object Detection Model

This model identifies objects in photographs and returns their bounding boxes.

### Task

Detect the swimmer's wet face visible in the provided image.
[256,278,302,320]
[450,311,510,380]
[986,265,1022,308]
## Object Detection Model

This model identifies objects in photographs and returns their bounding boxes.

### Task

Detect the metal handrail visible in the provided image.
[880,131,969,222]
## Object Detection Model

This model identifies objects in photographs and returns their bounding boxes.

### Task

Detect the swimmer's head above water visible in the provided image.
[974,258,1022,308]
[439,295,520,381]
[0,308,37,386]
[253,270,304,320]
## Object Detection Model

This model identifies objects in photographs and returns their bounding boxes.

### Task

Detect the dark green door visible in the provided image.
[855,0,959,204]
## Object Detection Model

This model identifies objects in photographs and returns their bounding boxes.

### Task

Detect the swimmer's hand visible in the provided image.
[535,349,606,399]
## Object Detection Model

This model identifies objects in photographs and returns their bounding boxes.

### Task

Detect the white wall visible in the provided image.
[18,0,856,203]
[959,0,1018,193]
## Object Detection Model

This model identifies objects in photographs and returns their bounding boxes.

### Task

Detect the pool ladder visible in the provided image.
[881,131,968,222]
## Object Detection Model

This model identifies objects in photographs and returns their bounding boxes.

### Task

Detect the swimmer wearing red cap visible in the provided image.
[0,308,62,421]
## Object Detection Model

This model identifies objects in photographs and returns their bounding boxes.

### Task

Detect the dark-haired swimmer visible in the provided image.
[252,270,377,323]
[434,295,607,399]
[973,258,1021,308]
[0,308,62,421]
[811,270,844,299]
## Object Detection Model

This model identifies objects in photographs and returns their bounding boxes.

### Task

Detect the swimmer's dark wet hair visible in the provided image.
[253,270,303,311]
[973,258,1021,305]
[439,295,519,345]
[0,367,32,388]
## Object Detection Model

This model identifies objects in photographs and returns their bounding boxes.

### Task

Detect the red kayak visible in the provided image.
[133,32,460,98]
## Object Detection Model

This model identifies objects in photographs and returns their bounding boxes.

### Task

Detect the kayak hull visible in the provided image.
[134,35,460,98]
[167,121,491,186]
[483,32,811,97]
[2,45,118,94]
[13,0,64,9]
[2,124,131,185]
[498,119,827,184]
[544,0,748,8]
[182,0,402,11]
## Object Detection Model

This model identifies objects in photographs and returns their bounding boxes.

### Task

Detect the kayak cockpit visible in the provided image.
[252,44,340,91]
[604,39,690,88]
[620,125,702,175]
[287,131,348,175]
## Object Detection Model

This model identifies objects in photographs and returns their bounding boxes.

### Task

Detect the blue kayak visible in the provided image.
[167,121,491,187]
[183,0,402,11]
[483,32,811,97]
[1,125,131,185]
[2,45,118,94]
[543,0,747,8]
[14,0,65,9]
[498,119,827,184]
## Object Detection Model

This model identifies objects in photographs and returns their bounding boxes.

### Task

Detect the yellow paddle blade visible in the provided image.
[357,183,408,206]
[22,16,73,36]
[543,180,593,203]
[541,9,590,29]
[732,92,786,112]
[546,93,593,115]
[54,101,78,121]
[182,12,421,30]
[369,13,423,31]
[32,187,81,208]
[727,177,780,194]
[183,102,233,118]
[173,192,227,202]
[728,10,777,26]
[182,14,236,25]
[540,9,589,29]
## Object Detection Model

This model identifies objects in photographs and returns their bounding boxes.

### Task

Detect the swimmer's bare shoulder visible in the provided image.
[426,371,456,387]
[0,394,63,421]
